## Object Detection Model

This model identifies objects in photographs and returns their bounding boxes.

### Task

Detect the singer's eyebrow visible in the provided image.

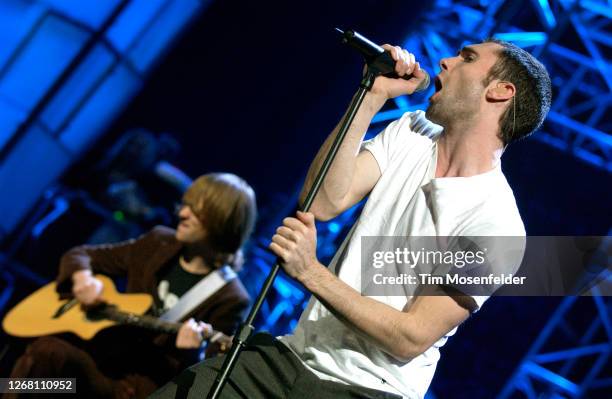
[456,46,479,59]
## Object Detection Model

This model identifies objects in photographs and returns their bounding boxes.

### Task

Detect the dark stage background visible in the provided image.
[0,1,610,398]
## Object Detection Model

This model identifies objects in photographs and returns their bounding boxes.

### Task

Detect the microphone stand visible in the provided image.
[206,67,381,399]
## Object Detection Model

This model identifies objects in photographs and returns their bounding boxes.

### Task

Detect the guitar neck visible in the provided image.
[98,306,226,341]
[103,308,182,334]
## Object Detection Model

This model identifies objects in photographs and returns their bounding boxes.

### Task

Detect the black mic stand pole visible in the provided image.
[206,68,380,399]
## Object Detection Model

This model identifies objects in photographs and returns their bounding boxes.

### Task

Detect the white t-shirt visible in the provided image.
[279,111,526,398]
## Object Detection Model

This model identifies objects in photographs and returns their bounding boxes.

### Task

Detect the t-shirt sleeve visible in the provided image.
[361,112,417,173]
[437,235,526,313]
[469,295,488,312]
[361,110,441,174]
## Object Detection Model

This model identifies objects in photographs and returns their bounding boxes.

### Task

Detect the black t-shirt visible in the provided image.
[155,256,208,315]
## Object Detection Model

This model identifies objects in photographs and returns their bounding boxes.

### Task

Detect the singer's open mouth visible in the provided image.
[434,76,442,92]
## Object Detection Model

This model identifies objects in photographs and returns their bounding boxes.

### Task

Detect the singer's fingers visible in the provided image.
[276,226,298,242]
[271,233,292,250]
[394,45,403,59]
[381,44,397,60]
[406,52,416,75]
[283,217,308,235]
[386,46,400,62]
[393,46,404,74]
[392,51,404,75]
[296,211,315,227]
[269,242,288,263]
[400,49,412,76]
[395,58,404,75]
[413,62,427,80]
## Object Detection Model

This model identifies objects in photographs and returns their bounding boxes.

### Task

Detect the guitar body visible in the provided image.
[2,275,153,340]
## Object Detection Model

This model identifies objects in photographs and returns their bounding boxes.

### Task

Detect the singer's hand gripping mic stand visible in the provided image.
[206,30,397,399]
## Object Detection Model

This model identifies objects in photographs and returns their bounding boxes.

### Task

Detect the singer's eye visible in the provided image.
[461,52,475,62]
[457,48,477,63]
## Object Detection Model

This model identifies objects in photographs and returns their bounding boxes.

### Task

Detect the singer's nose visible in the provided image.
[439,57,449,71]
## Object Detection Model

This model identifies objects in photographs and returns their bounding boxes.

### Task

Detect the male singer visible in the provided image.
[153,39,551,399]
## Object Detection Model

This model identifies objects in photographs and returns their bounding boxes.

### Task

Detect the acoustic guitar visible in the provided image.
[2,274,232,348]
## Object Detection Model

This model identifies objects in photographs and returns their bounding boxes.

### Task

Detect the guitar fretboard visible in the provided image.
[93,306,182,334]
[88,305,230,346]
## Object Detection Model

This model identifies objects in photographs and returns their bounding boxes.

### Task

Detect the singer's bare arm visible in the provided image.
[300,44,428,221]
[299,95,382,221]
[270,212,471,362]
[305,264,469,361]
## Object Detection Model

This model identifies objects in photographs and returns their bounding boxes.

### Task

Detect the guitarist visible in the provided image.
[8,173,257,399]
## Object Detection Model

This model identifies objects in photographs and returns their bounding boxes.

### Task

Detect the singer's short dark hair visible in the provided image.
[483,39,552,145]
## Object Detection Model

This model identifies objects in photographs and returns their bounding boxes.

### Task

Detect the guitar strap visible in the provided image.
[159,265,236,323]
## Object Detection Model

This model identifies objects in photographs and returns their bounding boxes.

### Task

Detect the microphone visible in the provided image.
[335,28,430,92]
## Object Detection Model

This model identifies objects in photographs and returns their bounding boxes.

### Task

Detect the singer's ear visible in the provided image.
[486,81,515,102]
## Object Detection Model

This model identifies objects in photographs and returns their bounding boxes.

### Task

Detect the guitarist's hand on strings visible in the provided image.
[176,318,213,349]
[72,270,104,305]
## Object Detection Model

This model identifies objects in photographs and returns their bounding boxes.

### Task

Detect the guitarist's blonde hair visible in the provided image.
[182,173,257,270]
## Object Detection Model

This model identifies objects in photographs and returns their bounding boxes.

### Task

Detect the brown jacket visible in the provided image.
[55,225,251,360]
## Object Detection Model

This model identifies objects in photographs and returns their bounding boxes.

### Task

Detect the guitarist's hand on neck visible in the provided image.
[72,270,104,305]
[176,318,212,349]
